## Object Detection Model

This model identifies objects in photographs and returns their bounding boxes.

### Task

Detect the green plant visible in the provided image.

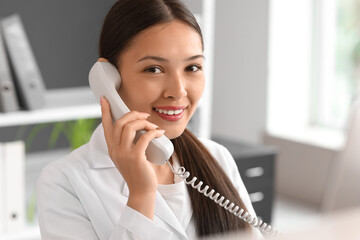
[17,118,100,152]
[18,118,100,223]
[48,118,100,150]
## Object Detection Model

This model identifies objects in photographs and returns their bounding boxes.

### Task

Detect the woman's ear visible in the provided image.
[97,58,109,62]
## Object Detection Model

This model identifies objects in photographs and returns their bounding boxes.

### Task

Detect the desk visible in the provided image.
[203,207,360,240]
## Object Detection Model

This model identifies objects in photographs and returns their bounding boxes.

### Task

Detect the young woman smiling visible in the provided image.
[37,0,262,239]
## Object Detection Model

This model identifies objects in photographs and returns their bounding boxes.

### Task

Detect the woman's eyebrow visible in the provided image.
[137,56,168,62]
[136,54,205,63]
[184,54,205,61]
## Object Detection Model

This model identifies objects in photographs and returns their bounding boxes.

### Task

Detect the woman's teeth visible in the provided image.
[154,108,184,115]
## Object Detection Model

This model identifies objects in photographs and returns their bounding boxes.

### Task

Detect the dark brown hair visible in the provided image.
[99,0,250,237]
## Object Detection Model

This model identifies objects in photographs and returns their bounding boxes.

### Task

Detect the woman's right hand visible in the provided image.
[100,96,165,218]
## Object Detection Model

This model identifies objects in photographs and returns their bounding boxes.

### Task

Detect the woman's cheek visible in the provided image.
[193,79,205,100]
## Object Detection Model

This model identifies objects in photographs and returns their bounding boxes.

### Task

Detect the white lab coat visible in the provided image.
[37,123,263,240]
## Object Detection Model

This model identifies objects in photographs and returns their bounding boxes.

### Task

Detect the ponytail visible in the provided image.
[171,129,251,237]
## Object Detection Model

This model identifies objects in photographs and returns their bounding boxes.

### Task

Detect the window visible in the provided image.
[311,0,359,130]
[267,0,348,149]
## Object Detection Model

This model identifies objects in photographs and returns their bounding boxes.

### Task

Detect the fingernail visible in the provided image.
[142,113,150,118]
[152,124,159,129]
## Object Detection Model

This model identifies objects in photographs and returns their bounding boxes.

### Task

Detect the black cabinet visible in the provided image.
[212,136,276,224]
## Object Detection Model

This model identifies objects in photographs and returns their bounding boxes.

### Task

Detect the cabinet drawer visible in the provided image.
[236,155,274,186]
[212,136,276,182]
[247,185,274,223]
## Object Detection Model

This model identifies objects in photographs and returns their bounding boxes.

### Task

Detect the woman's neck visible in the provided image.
[152,157,175,185]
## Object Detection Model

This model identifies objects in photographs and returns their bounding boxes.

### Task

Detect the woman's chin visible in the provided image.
[164,128,186,140]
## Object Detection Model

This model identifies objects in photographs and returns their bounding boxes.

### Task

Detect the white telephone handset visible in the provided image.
[88,61,277,235]
[89,61,174,165]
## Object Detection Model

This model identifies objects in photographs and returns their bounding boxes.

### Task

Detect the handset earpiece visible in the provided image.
[89,61,129,122]
[89,61,174,165]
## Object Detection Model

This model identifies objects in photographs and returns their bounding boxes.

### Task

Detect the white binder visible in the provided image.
[0,141,25,234]
[0,27,19,112]
[1,14,45,110]
[0,143,3,233]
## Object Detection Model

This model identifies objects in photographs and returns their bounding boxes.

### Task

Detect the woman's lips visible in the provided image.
[154,106,186,111]
[153,106,186,121]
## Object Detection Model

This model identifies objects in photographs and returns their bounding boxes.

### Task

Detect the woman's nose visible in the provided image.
[163,73,187,99]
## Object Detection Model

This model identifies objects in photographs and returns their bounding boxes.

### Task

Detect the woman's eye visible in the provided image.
[185,65,202,72]
[144,66,162,74]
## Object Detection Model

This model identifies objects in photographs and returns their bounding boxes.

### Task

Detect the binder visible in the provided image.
[0,143,3,233]
[0,14,45,110]
[0,141,25,233]
[0,26,19,112]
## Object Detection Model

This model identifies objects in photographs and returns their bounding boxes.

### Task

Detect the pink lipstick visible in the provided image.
[153,106,186,121]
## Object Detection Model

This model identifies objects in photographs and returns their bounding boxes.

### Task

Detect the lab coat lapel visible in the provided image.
[122,183,188,239]
[155,191,188,238]
[89,124,189,238]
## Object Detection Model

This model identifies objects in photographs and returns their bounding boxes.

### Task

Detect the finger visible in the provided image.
[119,120,159,148]
[113,112,151,146]
[98,58,109,62]
[133,129,166,154]
[101,96,114,147]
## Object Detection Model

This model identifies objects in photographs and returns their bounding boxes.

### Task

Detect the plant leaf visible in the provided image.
[48,122,65,149]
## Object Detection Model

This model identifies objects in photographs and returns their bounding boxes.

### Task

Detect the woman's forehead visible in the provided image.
[120,20,203,62]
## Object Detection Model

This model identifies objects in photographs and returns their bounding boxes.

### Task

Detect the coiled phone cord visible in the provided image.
[166,161,279,236]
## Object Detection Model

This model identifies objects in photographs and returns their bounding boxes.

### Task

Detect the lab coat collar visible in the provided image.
[88,123,190,238]
[122,182,188,238]
[89,123,116,169]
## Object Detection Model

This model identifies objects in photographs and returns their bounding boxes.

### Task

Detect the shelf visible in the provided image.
[0,86,101,128]
[2,225,40,240]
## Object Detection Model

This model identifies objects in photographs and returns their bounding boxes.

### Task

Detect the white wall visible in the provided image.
[211,0,269,144]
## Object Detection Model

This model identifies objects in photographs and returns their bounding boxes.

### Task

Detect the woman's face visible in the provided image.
[117,20,205,139]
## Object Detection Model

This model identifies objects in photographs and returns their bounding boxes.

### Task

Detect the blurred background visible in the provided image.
[0,0,360,239]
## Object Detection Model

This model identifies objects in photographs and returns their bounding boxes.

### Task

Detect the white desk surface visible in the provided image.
[203,207,360,240]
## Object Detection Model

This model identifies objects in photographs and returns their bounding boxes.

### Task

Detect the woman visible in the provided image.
[37,0,262,239]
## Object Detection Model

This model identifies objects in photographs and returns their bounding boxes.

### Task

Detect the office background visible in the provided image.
[0,0,268,148]
[1,0,359,239]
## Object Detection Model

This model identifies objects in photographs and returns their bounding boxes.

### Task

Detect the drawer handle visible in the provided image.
[249,192,264,203]
[245,167,264,178]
